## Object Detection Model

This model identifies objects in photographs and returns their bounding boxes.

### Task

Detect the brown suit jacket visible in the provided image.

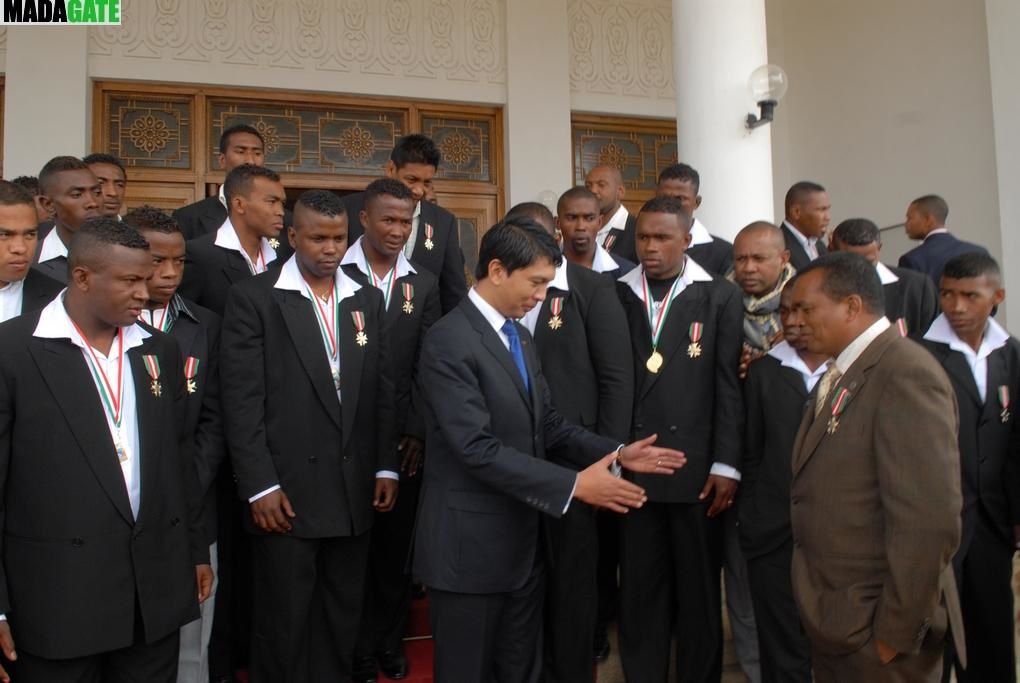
[790,326,965,663]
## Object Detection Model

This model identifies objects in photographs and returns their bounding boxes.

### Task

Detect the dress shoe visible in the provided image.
[353,655,378,683]
[593,632,611,663]
[379,648,409,680]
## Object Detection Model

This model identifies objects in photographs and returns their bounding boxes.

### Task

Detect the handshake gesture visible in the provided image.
[574,434,686,513]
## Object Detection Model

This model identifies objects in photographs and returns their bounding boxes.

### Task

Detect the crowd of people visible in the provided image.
[0,124,1013,683]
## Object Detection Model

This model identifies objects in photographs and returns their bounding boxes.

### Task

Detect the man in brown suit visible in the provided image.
[786,252,964,682]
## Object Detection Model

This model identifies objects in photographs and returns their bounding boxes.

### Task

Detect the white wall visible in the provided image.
[766,0,1001,273]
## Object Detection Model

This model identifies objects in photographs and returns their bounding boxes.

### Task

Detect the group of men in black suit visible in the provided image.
[0,118,1015,683]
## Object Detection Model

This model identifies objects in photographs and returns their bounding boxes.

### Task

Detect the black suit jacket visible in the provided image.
[618,271,744,503]
[603,212,638,265]
[413,298,617,593]
[19,269,63,315]
[220,266,397,538]
[0,315,205,659]
[31,254,67,285]
[343,192,467,314]
[898,232,989,285]
[688,236,734,277]
[738,354,809,559]
[340,259,441,440]
[884,265,937,336]
[920,337,1020,550]
[781,222,826,272]
[173,196,294,241]
[179,230,288,315]
[532,263,633,445]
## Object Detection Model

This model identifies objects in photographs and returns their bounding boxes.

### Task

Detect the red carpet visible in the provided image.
[379,594,434,682]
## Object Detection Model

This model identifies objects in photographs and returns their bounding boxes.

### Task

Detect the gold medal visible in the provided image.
[687,342,702,358]
[646,350,664,373]
[547,297,564,331]
[332,367,341,390]
[186,379,197,395]
[424,238,434,251]
[150,379,162,397]
[352,311,368,347]
[826,416,839,434]
[403,300,414,314]
[687,322,703,359]
[424,223,435,251]
[548,315,563,330]
[142,355,162,398]
[115,434,127,463]
[356,331,368,347]
[401,283,414,315]
[184,357,200,395]
[268,238,280,250]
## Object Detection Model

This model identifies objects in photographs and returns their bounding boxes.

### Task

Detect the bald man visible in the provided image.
[732,223,796,358]
[585,165,638,264]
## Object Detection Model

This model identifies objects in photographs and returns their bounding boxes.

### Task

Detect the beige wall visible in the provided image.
[766,0,1001,270]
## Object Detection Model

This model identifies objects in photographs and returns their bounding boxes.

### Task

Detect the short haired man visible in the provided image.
[780,181,830,271]
[0,218,212,683]
[739,279,825,683]
[920,253,1018,682]
[9,175,50,225]
[584,164,639,264]
[83,153,128,219]
[341,179,441,683]
[220,189,399,682]
[179,164,287,315]
[122,205,225,683]
[343,134,468,313]
[0,180,63,322]
[616,196,744,682]
[32,156,101,283]
[898,194,989,285]
[830,218,937,336]
[173,124,294,240]
[787,252,963,681]
[414,217,685,682]
[732,221,795,361]
[656,163,734,276]
[555,186,635,279]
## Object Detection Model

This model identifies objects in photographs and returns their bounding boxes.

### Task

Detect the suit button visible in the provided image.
[669,425,678,434]
[791,497,800,505]
[308,456,318,463]
[71,538,84,548]
[635,423,644,430]
[170,517,181,527]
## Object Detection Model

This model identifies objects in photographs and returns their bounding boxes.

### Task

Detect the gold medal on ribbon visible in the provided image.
[184,356,200,395]
[352,310,368,347]
[401,282,415,315]
[640,269,684,376]
[547,296,564,330]
[687,322,703,358]
[142,354,162,397]
[1000,385,1011,424]
[424,223,435,251]
[826,388,850,435]
[646,350,664,374]
[268,237,280,250]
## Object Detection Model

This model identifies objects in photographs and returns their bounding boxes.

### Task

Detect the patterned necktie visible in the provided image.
[814,364,843,417]
[501,319,530,392]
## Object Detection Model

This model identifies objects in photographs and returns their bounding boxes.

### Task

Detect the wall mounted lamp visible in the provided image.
[746,64,789,130]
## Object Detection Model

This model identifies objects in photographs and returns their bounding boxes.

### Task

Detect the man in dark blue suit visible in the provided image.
[414,217,685,683]
[898,194,988,285]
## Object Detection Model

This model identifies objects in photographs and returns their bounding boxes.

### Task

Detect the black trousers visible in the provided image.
[208,467,252,680]
[745,540,812,683]
[355,472,422,657]
[15,628,180,683]
[543,501,598,683]
[947,510,1016,683]
[595,510,620,638]
[429,564,546,683]
[619,501,723,683]
[249,532,370,683]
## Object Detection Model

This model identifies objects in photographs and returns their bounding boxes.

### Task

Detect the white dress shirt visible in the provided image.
[214,218,277,274]
[598,204,630,247]
[37,227,69,264]
[768,340,830,392]
[923,313,1010,402]
[689,218,714,247]
[833,317,892,376]
[33,294,148,518]
[520,259,569,335]
[0,279,25,323]
[403,201,424,261]
[250,256,396,503]
[783,220,820,260]
[619,258,741,481]
[876,261,900,285]
[591,243,621,274]
[217,184,227,210]
[923,227,950,241]
[340,236,417,311]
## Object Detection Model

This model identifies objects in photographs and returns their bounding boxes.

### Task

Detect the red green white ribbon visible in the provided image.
[352,310,366,333]
[302,278,340,361]
[75,324,125,431]
[142,354,161,382]
[402,282,414,304]
[550,297,563,317]
[689,322,703,343]
[641,275,682,350]
[1000,385,1010,412]
[184,356,200,380]
[830,387,850,418]
[896,318,908,337]
[363,252,397,308]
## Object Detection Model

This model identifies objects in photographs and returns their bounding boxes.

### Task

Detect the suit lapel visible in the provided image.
[778,364,810,398]
[533,287,567,346]
[941,347,983,408]
[30,339,135,525]
[170,314,201,360]
[275,290,343,429]
[222,249,254,284]
[340,295,366,446]
[128,343,163,521]
[639,284,707,399]
[984,347,1008,422]
[462,301,532,410]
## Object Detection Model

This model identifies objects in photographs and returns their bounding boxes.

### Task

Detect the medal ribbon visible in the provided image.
[641,275,682,351]
[184,356,200,380]
[999,385,1010,412]
[143,306,171,332]
[142,355,161,381]
[689,322,703,343]
[73,324,125,432]
[402,282,414,303]
[551,297,563,317]
[352,310,366,333]
[425,223,434,241]
[364,252,398,308]
[896,318,908,337]
[830,387,850,418]
[302,278,340,361]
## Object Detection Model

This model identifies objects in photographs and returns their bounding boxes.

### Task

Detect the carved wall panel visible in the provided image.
[568,0,675,102]
[106,94,193,169]
[572,114,677,195]
[88,0,506,85]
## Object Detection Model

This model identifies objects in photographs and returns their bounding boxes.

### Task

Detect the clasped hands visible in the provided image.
[574,434,686,513]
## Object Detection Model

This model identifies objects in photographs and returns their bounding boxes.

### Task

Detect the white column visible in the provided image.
[504,0,573,209]
[3,27,91,177]
[985,0,1020,328]
[672,0,774,239]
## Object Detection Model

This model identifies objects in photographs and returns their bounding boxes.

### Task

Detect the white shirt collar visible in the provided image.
[598,204,630,243]
[923,227,949,241]
[833,317,892,375]
[783,220,817,250]
[273,254,361,302]
[519,259,569,334]
[591,243,620,274]
[38,228,69,263]
[876,261,900,285]
[767,340,831,390]
[689,217,713,247]
[340,236,417,280]
[218,184,227,210]
[0,279,26,324]
[214,217,278,271]
[923,313,1010,360]
[33,291,151,350]
[619,256,713,303]
[468,287,511,338]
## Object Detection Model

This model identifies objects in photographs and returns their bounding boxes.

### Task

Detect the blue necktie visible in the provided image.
[501,319,530,392]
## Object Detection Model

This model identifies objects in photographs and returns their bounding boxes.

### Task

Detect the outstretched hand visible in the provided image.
[618,434,686,475]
